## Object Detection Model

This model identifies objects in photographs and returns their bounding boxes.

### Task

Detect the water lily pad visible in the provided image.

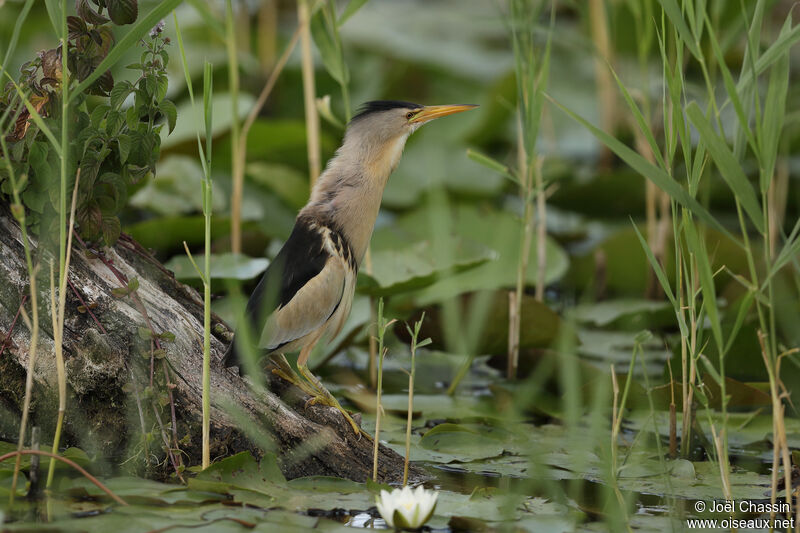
[347,392,490,420]
[125,215,232,251]
[479,292,562,355]
[165,253,269,281]
[129,155,227,216]
[246,162,309,210]
[419,423,507,462]
[358,238,493,296]
[375,204,569,305]
[571,299,672,328]
[577,329,671,376]
[0,441,91,472]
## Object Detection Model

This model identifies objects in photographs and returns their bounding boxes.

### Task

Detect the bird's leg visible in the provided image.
[296,346,369,439]
[269,353,318,397]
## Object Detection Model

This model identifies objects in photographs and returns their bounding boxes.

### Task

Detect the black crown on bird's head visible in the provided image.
[350,100,422,123]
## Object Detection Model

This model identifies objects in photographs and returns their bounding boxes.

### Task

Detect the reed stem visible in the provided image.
[298,0,321,184]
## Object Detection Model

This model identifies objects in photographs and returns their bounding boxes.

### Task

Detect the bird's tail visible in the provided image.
[221,337,239,368]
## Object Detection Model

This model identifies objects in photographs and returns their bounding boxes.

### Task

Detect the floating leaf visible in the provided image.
[571,299,671,328]
[165,253,269,281]
[358,238,493,296]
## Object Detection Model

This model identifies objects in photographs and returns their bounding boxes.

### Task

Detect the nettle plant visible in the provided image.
[0,1,176,245]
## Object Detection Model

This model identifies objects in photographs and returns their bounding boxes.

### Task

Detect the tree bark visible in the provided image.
[0,204,420,483]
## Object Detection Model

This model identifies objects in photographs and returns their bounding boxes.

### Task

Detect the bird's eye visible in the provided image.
[406,111,415,120]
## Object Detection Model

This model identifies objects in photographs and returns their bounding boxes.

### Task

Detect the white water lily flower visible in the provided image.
[375,485,438,530]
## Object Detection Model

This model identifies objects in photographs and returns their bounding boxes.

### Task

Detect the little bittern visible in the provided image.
[223,100,477,436]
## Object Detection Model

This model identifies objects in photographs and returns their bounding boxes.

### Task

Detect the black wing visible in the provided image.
[222,216,330,367]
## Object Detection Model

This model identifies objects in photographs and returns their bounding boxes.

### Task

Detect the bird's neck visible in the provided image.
[301,133,409,264]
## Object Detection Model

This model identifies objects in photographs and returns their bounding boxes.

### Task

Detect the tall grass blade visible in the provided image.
[1,0,36,68]
[43,0,63,35]
[759,17,791,194]
[338,0,370,26]
[607,61,667,171]
[735,22,800,94]
[703,11,759,161]
[656,0,701,59]
[685,102,764,233]
[550,95,736,243]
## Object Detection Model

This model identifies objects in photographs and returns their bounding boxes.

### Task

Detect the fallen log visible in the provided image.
[0,204,418,483]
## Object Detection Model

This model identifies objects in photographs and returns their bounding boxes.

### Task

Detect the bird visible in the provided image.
[222,100,478,437]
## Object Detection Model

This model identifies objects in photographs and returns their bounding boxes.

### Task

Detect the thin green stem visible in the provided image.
[372,299,392,482]
[1,106,39,507]
[201,62,214,470]
[43,0,71,492]
[226,0,242,254]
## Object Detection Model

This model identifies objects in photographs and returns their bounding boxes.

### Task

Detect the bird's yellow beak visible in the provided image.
[410,104,478,124]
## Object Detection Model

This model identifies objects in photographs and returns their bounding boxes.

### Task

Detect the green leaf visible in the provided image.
[126,106,139,130]
[606,61,667,171]
[102,215,122,245]
[703,11,759,164]
[478,292,562,355]
[43,0,61,35]
[3,0,37,67]
[418,423,506,462]
[28,141,55,186]
[685,102,763,233]
[156,74,168,102]
[337,0,370,26]
[310,7,348,86]
[759,16,791,194]
[683,215,723,358]
[110,81,132,109]
[466,148,518,184]
[145,75,157,98]
[159,99,177,134]
[631,222,678,310]
[165,253,269,281]
[107,0,138,25]
[736,19,800,96]
[358,239,493,296]
[71,0,183,100]
[765,219,800,287]
[380,204,568,305]
[571,299,671,328]
[76,0,109,24]
[192,451,286,489]
[117,134,131,164]
[90,104,109,128]
[656,0,701,60]
[106,110,122,133]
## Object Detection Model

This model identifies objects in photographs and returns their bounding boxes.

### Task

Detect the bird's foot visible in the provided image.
[270,354,318,397]
[306,392,370,440]
[298,364,371,441]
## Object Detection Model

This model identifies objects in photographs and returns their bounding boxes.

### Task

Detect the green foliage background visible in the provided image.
[1,0,800,530]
